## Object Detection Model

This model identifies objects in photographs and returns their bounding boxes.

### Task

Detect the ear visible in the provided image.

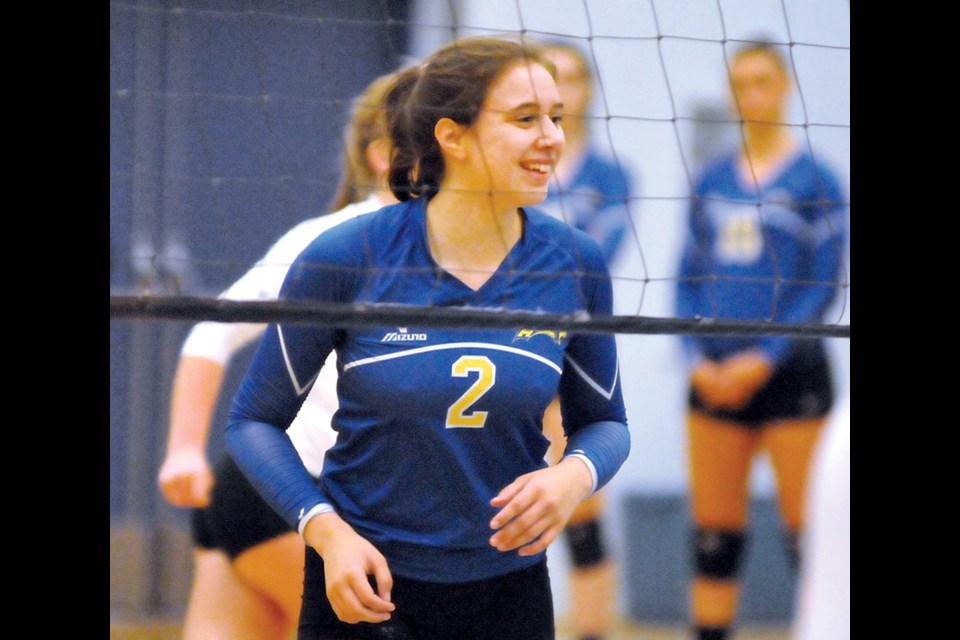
[434,117,468,160]
[364,137,391,179]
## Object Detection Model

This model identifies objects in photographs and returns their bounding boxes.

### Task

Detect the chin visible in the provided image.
[517,186,549,206]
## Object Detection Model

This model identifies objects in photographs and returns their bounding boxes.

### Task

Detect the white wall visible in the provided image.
[411,0,850,617]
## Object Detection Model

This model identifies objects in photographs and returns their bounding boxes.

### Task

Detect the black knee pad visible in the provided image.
[693,527,746,580]
[565,518,607,567]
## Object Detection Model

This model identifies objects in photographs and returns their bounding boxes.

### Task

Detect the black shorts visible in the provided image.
[298,552,555,640]
[688,346,835,427]
[191,453,294,559]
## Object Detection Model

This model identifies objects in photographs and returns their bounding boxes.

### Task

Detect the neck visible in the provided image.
[741,120,793,162]
[738,121,797,184]
[375,184,399,206]
[425,190,523,290]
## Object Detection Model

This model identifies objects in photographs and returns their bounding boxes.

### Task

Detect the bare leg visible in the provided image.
[686,411,759,636]
[544,398,617,639]
[182,547,292,640]
[232,532,306,635]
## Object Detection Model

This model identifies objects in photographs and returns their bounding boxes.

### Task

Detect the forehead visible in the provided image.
[544,49,587,82]
[731,51,786,78]
[483,61,561,111]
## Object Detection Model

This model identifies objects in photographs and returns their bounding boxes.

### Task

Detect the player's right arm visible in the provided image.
[158,355,226,507]
[156,221,316,507]
[158,318,267,507]
[303,512,395,624]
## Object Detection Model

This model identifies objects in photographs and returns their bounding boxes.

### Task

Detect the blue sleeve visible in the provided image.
[557,234,630,491]
[583,157,635,264]
[758,167,848,363]
[226,227,361,529]
[564,420,631,493]
[675,197,708,366]
[225,418,327,529]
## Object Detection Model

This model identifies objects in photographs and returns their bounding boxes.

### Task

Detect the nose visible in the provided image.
[536,116,564,149]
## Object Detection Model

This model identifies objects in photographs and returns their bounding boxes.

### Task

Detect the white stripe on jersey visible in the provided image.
[565,354,619,400]
[341,341,563,374]
[278,324,321,396]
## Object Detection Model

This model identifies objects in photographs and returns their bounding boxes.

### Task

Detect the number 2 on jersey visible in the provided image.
[446,355,496,428]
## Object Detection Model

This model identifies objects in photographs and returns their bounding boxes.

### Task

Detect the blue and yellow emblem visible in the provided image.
[513,329,567,345]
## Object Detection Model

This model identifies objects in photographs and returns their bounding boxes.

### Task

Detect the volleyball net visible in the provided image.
[109,0,850,340]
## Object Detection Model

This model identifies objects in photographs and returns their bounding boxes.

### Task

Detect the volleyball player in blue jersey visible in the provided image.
[537,39,637,640]
[226,36,630,640]
[674,38,847,640]
[537,41,635,268]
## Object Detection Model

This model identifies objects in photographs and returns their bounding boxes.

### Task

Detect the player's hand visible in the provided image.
[304,512,395,624]
[691,360,724,408]
[713,351,773,410]
[489,457,593,557]
[157,449,214,507]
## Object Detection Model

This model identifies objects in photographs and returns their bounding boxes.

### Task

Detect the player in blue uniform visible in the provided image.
[537,41,635,269]
[227,36,630,640]
[674,38,847,640]
[536,39,637,640]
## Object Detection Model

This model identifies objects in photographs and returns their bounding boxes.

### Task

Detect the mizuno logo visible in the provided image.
[381,326,428,342]
[513,329,567,345]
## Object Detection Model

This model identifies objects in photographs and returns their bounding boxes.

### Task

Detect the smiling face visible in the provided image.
[460,61,565,210]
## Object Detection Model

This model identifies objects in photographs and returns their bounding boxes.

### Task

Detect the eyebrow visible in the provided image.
[503,100,565,113]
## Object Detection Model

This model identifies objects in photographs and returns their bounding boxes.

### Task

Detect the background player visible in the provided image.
[536,39,637,640]
[157,72,398,640]
[674,37,847,640]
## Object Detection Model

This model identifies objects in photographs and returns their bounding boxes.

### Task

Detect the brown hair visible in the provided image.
[730,36,790,74]
[329,72,396,212]
[539,39,594,83]
[384,36,555,202]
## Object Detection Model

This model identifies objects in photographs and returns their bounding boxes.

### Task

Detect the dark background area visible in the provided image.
[109,0,412,615]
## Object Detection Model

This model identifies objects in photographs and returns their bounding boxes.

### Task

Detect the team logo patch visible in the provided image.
[513,329,567,345]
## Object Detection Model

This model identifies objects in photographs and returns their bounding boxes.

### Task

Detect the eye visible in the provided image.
[551,115,564,125]
[517,114,537,124]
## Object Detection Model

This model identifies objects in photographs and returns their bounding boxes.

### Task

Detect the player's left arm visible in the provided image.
[556,239,629,495]
[758,166,848,364]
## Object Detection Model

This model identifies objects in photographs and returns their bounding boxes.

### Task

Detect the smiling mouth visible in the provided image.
[521,162,553,174]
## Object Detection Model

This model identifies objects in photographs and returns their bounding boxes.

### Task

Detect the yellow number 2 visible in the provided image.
[446,355,496,428]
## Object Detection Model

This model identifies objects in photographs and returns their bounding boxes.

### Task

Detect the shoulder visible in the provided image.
[298,200,416,263]
[260,197,386,263]
[523,207,607,270]
[689,151,736,195]
[582,149,633,187]
[306,194,387,235]
[794,151,843,187]
[696,150,735,180]
[583,148,625,173]
[778,152,846,208]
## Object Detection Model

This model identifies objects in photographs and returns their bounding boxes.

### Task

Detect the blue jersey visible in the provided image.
[676,149,848,366]
[228,198,629,583]
[537,148,634,265]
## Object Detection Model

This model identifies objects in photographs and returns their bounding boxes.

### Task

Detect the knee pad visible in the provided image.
[565,518,607,567]
[693,527,746,580]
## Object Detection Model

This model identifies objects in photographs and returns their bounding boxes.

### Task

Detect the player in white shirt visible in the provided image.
[157,72,398,640]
